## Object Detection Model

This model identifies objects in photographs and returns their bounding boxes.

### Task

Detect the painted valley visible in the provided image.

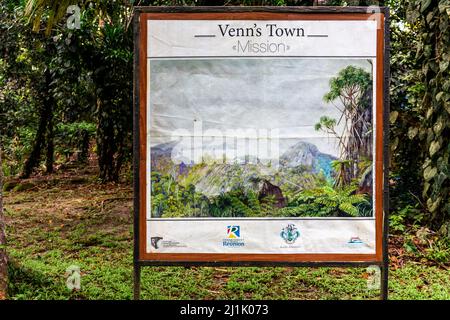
[149,59,374,218]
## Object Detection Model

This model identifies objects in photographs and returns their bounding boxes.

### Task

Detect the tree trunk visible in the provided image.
[21,106,49,178]
[0,146,7,300]
[21,69,54,178]
[97,99,119,182]
[77,129,90,164]
[45,101,54,174]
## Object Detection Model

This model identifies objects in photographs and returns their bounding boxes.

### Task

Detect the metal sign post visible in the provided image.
[133,6,390,300]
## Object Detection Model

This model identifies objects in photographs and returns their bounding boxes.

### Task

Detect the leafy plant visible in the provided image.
[54,122,96,163]
[424,238,450,264]
[390,204,425,233]
[279,183,370,217]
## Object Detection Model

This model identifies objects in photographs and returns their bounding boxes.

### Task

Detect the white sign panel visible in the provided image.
[147,20,377,57]
[141,14,383,259]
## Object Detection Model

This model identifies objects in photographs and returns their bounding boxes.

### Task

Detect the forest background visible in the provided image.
[0,0,449,300]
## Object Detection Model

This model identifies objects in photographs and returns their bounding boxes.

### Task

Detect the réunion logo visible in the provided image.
[223,226,244,247]
[280,224,300,244]
[227,225,241,239]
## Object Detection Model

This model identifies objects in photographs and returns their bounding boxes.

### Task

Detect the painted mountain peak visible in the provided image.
[151,139,335,168]
[279,141,336,178]
[152,140,333,199]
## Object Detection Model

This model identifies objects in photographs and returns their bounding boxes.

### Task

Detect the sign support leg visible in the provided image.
[134,264,141,300]
[380,262,388,300]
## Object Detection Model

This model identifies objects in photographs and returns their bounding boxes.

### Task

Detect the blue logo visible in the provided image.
[281,224,300,244]
[223,225,244,247]
[227,225,240,238]
[348,236,364,245]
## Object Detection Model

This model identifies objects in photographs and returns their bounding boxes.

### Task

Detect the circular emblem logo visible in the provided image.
[281,224,300,244]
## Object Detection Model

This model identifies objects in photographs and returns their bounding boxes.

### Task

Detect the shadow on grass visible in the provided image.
[7,258,83,300]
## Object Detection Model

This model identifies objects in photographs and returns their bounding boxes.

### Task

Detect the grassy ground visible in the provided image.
[3,166,450,300]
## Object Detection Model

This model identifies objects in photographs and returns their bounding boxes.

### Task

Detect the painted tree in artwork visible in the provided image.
[316,65,373,185]
[0,147,6,299]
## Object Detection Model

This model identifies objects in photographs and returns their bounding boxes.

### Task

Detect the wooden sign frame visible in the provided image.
[133,6,390,299]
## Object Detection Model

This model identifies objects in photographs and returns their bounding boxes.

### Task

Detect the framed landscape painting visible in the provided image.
[134,7,389,263]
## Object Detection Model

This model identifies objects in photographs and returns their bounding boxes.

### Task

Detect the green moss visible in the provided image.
[12,182,36,192]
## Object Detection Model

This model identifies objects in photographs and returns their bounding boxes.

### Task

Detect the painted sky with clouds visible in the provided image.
[149,58,373,158]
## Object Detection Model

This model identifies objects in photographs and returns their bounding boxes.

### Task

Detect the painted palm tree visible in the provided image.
[316,65,373,185]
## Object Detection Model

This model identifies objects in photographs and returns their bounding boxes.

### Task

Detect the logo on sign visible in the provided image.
[223,226,244,247]
[151,237,163,249]
[227,225,241,239]
[347,236,364,246]
[280,224,300,244]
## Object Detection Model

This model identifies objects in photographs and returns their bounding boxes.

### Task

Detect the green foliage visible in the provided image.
[399,226,450,265]
[390,205,425,233]
[1,1,52,176]
[330,159,352,188]
[424,237,450,264]
[388,0,427,226]
[24,0,134,35]
[400,0,450,225]
[151,157,375,218]
[53,3,135,181]
[318,65,373,187]
[323,65,372,104]
[314,116,337,132]
[0,1,134,180]
[151,172,210,217]
[278,183,370,217]
[0,1,101,177]
[1,0,448,227]
[1,128,35,176]
[54,122,96,162]
[152,170,279,218]
[4,152,450,300]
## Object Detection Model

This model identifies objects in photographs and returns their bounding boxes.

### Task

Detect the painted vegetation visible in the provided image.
[150,64,374,218]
